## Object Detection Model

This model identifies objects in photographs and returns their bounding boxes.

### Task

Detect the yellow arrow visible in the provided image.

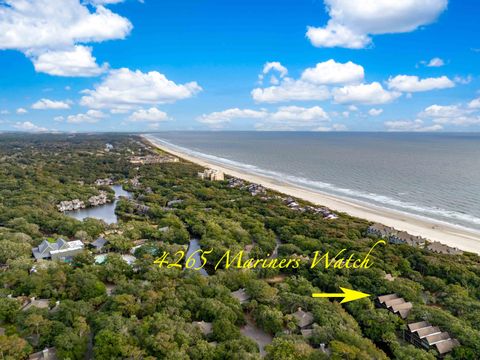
[312,287,370,304]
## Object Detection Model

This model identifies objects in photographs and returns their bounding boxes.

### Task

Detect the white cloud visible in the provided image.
[419,104,480,126]
[468,97,480,109]
[32,46,108,77]
[300,59,364,85]
[54,116,64,122]
[129,107,169,122]
[31,98,71,110]
[16,108,28,114]
[198,108,267,125]
[433,117,480,126]
[261,62,288,79]
[307,0,448,49]
[368,108,383,116]
[14,121,48,132]
[0,110,9,115]
[387,75,454,92]
[269,106,329,122]
[419,104,468,118]
[426,57,445,67]
[199,106,330,131]
[252,78,330,103]
[0,0,132,76]
[385,119,443,132]
[67,109,106,123]
[80,68,202,110]
[333,82,400,105]
[86,0,125,4]
[454,75,473,85]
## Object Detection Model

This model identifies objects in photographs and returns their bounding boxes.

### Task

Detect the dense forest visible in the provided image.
[1,133,480,359]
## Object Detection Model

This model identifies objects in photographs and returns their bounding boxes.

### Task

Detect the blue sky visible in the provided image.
[0,0,479,132]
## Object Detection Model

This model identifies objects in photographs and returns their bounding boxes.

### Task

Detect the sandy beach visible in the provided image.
[144,135,480,254]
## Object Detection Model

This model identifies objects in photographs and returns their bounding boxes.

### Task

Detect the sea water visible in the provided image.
[148,132,480,232]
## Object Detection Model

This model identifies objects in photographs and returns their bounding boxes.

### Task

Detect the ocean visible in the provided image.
[148,132,480,232]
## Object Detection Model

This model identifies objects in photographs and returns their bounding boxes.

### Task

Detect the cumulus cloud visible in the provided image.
[368,108,383,116]
[315,123,348,132]
[260,62,288,80]
[300,60,364,85]
[333,82,400,105]
[252,78,330,103]
[384,119,443,132]
[86,0,126,4]
[67,109,106,123]
[198,108,268,125]
[14,121,48,132]
[269,106,329,122]
[80,68,202,110]
[16,108,28,114]
[31,98,71,110]
[32,46,108,77]
[468,97,480,109]
[387,75,455,92]
[419,104,468,118]
[307,0,448,49]
[427,57,445,67]
[199,106,330,130]
[1,110,10,115]
[0,0,132,76]
[419,104,480,126]
[128,107,170,122]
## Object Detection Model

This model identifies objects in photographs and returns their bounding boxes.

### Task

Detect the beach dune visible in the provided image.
[144,135,480,255]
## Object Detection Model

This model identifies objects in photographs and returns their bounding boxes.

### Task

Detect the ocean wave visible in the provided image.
[147,135,480,231]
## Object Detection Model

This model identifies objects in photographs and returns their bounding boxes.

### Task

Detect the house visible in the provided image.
[388,231,426,247]
[0,327,5,336]
[94,178,113,186]
[292,307,314,329]
[88,191,108,206]
[367,223,393,238]
[228,177,244,188]
[121,255,136,266]
[245,183,266,196]
[56,199,85,212]
[129,154,179,165]
[90,237,107,252]
[231,288,250,304]
[29,347,57,360]
[193,321,213,336]
[198,168,225,181]
[427,242,463,255]
[32,239,84,261]
[404,321,459,355]
[376,294,412,319]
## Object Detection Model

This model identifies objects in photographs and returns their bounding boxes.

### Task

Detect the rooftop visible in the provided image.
[292,307,314,329]
[231,288,250,304]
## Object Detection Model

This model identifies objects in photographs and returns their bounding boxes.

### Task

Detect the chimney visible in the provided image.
[42,348,49,359]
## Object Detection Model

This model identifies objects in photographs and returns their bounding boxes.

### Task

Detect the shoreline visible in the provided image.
[143,135,480,254]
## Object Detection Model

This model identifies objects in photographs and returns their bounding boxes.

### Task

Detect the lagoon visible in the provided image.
[65,185,132,224]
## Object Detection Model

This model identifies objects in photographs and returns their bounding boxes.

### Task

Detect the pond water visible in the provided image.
[185,238,208,276]
[65,185,132,224]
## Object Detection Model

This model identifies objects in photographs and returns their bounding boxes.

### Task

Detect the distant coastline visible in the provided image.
[143,134,480,254]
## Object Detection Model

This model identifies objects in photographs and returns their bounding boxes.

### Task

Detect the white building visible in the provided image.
[32,239,84,261]
[198,168,225,181]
